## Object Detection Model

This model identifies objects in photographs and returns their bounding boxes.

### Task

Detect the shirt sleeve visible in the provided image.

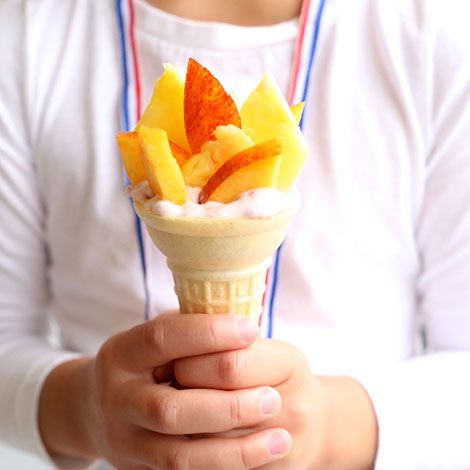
[364,2,470,468]
[0,2,81,466]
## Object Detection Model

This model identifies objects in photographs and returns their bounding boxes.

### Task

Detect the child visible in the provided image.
[0,0,469,468]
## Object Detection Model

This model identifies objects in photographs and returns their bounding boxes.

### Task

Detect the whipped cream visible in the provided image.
[129,181,299,219]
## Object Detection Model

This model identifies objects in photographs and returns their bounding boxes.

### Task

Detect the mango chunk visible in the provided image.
[169,141,191,167]
[137,126,187,205]
[136,64,189,151]
[241,74,310,190]
[116,131,146,186]
[182,125,253,187]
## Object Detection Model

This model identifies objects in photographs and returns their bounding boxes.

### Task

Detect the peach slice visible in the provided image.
[137,126,187,205]
[136,64,189,151]
[199,139,283,204]
[241,74,310,190]
[184,58,241,154]
[290,102,305,125]
[182,125,253,187]
[116,131,146,186]
[169,141,191,167]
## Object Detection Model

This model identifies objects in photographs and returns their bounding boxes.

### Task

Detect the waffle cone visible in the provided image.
[134,200,299,322]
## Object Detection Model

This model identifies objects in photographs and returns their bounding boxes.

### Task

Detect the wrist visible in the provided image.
[38,357,97,460]
[318,375,378,469]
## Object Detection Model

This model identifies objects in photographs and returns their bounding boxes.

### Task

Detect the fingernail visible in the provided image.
[268,431,291,455]
[260,388,281,415]
[238,318,258,342]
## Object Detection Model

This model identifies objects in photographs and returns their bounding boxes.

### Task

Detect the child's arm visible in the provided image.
[0,2,82,464]
[367,2,470,465]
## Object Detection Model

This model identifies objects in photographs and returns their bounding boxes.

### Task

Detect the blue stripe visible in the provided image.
[116,0,151,321]
[116,0,130,132]
[135,209,151,321]
[300,0,327,127]
[267,244,283,338]
[267,0,327,338]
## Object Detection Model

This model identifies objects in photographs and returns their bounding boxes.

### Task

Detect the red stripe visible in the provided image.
[287,0,311,104]
[260,269,270,325]
[128,0,142,121]
[261,0,310,325]
[128,0,151,316]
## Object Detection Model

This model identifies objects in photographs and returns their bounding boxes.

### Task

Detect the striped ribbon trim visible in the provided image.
[116,0,151,321]
[264,0,327,338]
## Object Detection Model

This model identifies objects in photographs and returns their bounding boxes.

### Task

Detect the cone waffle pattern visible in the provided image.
[170,260,269,320]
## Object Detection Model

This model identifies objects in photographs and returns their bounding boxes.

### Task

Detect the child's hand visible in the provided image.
[174,339,378,469]
[39,313,292,469]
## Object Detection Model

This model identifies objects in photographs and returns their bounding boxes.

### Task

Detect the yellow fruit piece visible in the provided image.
[208,154,282,203]
[169,141,191,167]
[182,125,253,187]
[136,64,189,151]
[241,74,310,190]
[181,151,213,188]
[116,131,146,186]
[137,126,187,205]
[290,102,305,125]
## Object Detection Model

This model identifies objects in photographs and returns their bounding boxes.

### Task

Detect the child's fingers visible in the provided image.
[117,381,281,434]
[132,427,292,469]
[103,312,259,371]
[174,339,305,389]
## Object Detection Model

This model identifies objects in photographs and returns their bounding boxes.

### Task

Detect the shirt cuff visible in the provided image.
[0,340,91,469]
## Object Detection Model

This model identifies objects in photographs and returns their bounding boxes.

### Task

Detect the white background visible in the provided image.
[0,443,52,469]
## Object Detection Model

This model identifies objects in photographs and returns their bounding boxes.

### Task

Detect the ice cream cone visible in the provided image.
[134,200,299,322]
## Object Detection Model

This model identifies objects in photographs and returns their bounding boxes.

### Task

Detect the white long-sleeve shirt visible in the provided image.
[1,0,469,468]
